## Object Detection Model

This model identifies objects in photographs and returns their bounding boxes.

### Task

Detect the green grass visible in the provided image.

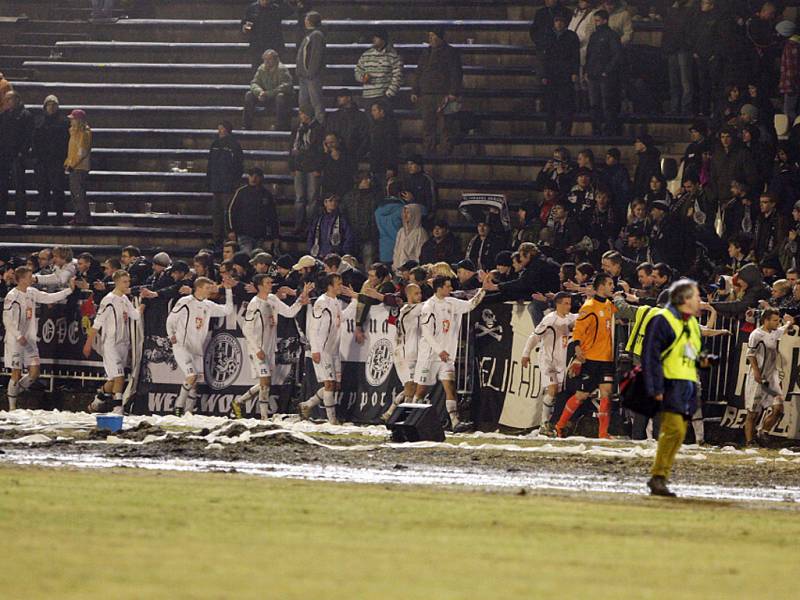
[1,466,798,599]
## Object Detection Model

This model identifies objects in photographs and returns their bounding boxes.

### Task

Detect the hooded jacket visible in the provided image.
[413,42,463,97]
[227,183,279,241]
[392,204,429,270]
[249,61,293,97]
[711,263,771,316]
[632,144,662,199]
[709,140,759,207]
[374,196,404,263]
[585,24,622,79]
[290,118,325,172]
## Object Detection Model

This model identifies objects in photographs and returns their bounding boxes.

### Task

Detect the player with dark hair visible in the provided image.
[521,291,577,435]
[554,272,618,438]
[412,275,490,431]
[299,273,357,424]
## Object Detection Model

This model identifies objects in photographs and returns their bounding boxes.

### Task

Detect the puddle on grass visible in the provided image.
[2,448,799,504]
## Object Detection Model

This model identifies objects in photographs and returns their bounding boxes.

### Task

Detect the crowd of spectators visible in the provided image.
[4,0,800,334]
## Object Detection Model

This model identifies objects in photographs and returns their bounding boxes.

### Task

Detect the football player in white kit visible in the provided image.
[166,276,235,416]
[744,307,794,445]
[3,266,75,410]
[233,275,313,419]
[381,282,423,422]
[521,292,577,436]
[413,275,488,432]
[83,270,144,414]
[298,273,356,425]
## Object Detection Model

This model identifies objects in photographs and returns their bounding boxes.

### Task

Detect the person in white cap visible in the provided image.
[31,94,69,225]
[298,272,357,424]
[166,275,235,416]
[3,266,75,410]
[233,275,313,419]
[83,270,143,414]
[64,109,92,225]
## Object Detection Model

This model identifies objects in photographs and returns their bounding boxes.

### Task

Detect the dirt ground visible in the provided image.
[2,413,800,495]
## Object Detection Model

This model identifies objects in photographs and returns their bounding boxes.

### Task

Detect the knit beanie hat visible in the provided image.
[43,94,59,107]
[739,104,759,120]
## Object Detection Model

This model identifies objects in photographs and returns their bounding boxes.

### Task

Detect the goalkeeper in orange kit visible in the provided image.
[555,273,617,439]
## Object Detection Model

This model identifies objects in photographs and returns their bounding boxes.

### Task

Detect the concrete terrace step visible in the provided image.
[0,223,211,249]
[12,81,540,112]
[53,41,535,67]
[4,210,210,227]
[24,61,535,87]
[18,104,694,138]
[84,128,655,159]
[107,18,534,44]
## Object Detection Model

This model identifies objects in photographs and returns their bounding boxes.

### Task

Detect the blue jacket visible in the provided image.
[374,197,404,263]
[641,304,699,417]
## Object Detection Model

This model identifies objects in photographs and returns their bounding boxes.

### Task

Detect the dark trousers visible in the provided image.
[35,161,66,219]
[243,91,290,130]
[544,78,575,136]
[0,155,27,222]
[695,55,721,117]
[587,75,620,136]
[212,191,231,243]
[418,94,456,154]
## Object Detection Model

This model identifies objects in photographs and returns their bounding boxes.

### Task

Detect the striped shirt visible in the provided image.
[354,44,404,99]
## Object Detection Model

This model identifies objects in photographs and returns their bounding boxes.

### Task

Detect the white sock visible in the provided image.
[413,395,428,405]
[258,386,270,419]
[691,408,704,444]
[322,390,337,422]
[184,390,198,414]
[541,393,555,427]
[17,374,31,390]
[113,392,123,413]
[645,419,654,441]
[7,379,18,411]
[176,383,191,409]
[446,399,460,427]
[267,393,279,416]
[384,391,406,417]
[302,390,322,409]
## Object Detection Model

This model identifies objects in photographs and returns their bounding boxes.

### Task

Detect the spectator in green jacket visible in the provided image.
[242,49,293,130]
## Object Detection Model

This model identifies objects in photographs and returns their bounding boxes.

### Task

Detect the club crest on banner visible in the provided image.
[365,338,393,386]
[203,331,242,390]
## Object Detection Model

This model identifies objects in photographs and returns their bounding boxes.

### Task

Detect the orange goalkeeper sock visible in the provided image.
[598,396,611,438]
[556,394,582,431]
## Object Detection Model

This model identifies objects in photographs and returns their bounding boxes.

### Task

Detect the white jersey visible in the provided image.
[523,312,578,370]
[3,286,73,344]
[395,302,423,362]
[419,289,485,359]
[746,325,789,382]
[166,288,234,354]
[94,292,140,347]
[242,294,304,357]
[307,294,355,356]
[34,261,77,292]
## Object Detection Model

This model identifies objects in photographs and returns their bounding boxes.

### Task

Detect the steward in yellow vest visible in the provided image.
[640,279,703,497]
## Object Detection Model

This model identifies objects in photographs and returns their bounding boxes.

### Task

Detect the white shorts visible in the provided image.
[394,356,417,385]
[312,352,341,383]
[541,367,565,389]
[4,340,40,371]
[101,343,129,379]
[413,358,455,387]
[744,376,782,412]
[172,345,205,381]
[249,351,275,379]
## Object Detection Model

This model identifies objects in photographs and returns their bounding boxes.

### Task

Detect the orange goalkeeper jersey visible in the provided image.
[573,296,617,362]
